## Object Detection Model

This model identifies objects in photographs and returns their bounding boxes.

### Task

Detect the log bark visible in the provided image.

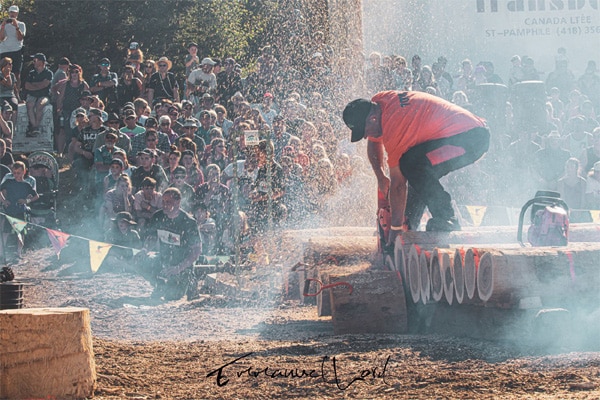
[329,270,407,334]
[0,307,96,399]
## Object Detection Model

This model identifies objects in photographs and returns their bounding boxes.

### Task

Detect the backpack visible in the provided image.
[527,205,569,246]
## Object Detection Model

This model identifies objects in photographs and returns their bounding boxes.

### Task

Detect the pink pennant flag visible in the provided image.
[46,228,71,258]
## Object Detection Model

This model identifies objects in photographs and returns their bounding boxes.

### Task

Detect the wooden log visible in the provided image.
[407,245,421,303]
[393,236,408,283]
[0,307,96,399]
[303,236,378,265]
[464,248,481,301]
[329,270,407,334]
[316,270,331,317]
[419,250,432,304]
[452,248,465,304]
[477,250,543,305]
[315,263,371,314]
[396,223,600,246]
[430,249,446,302]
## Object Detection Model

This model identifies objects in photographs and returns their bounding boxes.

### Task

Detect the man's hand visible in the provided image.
[378,175,390,197]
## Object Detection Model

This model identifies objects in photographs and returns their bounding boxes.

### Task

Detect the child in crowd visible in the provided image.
[0,161,39,257]
[103,158,124,193]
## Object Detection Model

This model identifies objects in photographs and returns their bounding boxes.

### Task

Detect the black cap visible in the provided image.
[343,99,374,143]
[31,53,47,63]
[99,58,111,66]
[107,112,120,122]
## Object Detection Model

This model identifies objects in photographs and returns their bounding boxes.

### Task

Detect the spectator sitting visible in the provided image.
[174,118,205,154]
[120,109,145,139]
[585,161,600,209]
[101,211,142,273]
[103,158,125,194]
[24,53,53,136]
[100,174,134,230]
[133,176,162,235]
[94,130,124,194]
[131,148,168,193]
[214,104,233,139]
[558,157,586,211]
[168,166,194,213]
[180,148,204,189]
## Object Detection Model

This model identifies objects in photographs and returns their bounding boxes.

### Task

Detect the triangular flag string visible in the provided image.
[89,240,112,273]
[46,228,71,258]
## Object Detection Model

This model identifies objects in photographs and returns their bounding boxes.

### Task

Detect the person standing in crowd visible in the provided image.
[147,56,179,106]
[24,53,52,136]
[90,58,118,112]
[343,90,489,236]
[0,5,25,90]
[184,42,200,83]
[136,187,202,301]
[216,57,242,107]
[117,65,142,108]
[186,57,217,101]
[0,57,20,124]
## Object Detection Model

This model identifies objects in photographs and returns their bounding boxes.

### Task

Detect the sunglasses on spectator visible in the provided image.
[161,122,170,126]
[174,175,186,179]
[158,64,168,68]
[147,137,157,141]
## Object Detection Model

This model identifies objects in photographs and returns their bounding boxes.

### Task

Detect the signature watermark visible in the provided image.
[206,352,391,391]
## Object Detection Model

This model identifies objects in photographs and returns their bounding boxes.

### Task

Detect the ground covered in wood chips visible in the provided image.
[5,242,599,399]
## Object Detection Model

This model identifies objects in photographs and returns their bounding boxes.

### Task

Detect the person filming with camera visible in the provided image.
[0,5,25,90]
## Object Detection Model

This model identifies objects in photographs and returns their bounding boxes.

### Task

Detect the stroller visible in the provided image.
[27,151,59,228]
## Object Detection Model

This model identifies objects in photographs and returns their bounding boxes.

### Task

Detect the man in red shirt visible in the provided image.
[343,90,489,236]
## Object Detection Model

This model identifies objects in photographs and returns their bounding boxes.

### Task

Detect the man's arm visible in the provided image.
[367,140,390,195]
[388,165,408,228]
[24,79,50,92]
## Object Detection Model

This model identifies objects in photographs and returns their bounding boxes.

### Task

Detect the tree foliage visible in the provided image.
[5,0,279,81]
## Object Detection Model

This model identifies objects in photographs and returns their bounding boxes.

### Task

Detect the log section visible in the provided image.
[0,307,96,399]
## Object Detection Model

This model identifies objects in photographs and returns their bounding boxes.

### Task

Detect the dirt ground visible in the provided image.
[4,242,599,400]
[0,163,597,399]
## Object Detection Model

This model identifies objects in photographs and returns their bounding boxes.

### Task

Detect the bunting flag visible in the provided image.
[89,240,112,273]
[589,210,600,224]
[46,228,71,258]
[5,215,27,246]
[466,206,487,227]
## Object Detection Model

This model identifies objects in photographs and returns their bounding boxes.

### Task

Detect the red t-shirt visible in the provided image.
[369,91,486,168]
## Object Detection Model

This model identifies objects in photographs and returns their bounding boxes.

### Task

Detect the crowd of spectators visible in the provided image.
[0,6,599,263]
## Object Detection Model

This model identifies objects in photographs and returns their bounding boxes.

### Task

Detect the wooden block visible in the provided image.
[316,271,331,317]
[0,307,96,399]
[329,270,407,334]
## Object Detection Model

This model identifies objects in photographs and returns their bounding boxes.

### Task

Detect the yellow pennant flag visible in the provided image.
[89,240,112,273]
[466,206,487,227]
[589,210,600,223]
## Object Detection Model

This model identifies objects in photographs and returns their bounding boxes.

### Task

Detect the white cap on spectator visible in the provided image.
[201,57,216,66]
[8,5,19,13]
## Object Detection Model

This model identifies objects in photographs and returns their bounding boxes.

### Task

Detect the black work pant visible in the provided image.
[400,127,490,229]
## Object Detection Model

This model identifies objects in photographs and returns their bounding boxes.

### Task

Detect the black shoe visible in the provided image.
[426,217,461,232]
